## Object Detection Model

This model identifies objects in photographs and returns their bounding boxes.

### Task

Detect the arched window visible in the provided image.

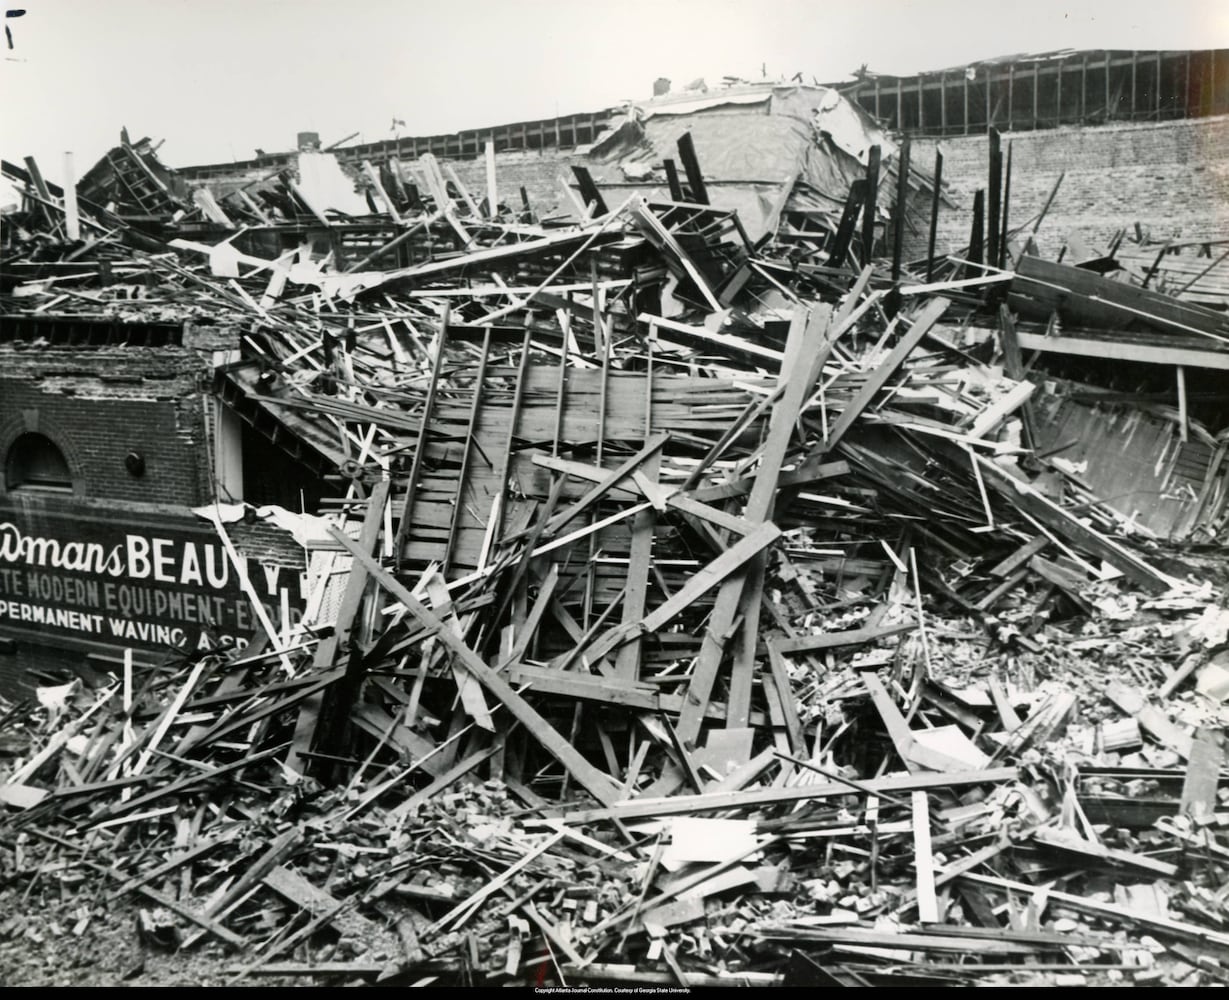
[5,433,73,492]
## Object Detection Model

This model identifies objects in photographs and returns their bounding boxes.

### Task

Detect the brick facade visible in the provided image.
[0,344,213,506]
[0,328,307,699]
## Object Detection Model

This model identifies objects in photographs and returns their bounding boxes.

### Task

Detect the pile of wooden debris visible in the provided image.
[2,128,1229,987]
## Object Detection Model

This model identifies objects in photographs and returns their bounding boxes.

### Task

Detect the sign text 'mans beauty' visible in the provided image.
[0,514,302,655]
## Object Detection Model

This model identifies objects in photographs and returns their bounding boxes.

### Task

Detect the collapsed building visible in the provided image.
[0,49,1228,987]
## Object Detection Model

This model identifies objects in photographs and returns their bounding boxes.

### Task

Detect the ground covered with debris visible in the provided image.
[1,124,1229,987]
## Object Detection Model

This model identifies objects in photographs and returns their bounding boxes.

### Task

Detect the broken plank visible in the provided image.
[817,296,949,455]
[569,521,782,675]
[263,864,379,936]
[913,791,939,922]
[955,869,1229,950]
[532,451,750,536]
[327,524,622,807]
[988,536,1048,577]
[287,481,391,776]
[765,640,807,755]
[726,305,833,729]
[772,621,916,656]
[1105,681,1194,759]
[973,454,1176,594]
[386,744,500,820]
[1179,726,1223,821]
[562,767,1019,823]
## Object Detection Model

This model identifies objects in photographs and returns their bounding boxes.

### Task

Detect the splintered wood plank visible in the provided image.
[726,305,834,727]
[328,525,622,807]
[349,703,447,776]
[615,337,659,684]
[571,521,781,675]
[861,671,921,773]
[764,641,806,756]
[913,791,939,923]
[1105,681,1194,759]
[538,435,669,538]
[679,307,828,743]
[973,453,1175,594]
[426,573,493,731]
[820,296,950,455]
[263,865,379,936]
[8,686,117,785]
[772,621,916,655]
[955,869,1229,950]
[287,481,390,776]
[988,536,1048,577]
[1180,727,1224,820]
[563,767,1019,823]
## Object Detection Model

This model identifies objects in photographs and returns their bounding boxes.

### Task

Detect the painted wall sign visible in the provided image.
[0,505,302,656]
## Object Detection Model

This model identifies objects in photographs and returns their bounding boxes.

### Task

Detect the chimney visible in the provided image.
[653,77,671,98]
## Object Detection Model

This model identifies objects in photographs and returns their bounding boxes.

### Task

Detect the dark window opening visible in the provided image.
[5,433,73,492]
[240,423,325,514]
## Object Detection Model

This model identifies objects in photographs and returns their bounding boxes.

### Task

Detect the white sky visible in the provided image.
[3,0,1228,183]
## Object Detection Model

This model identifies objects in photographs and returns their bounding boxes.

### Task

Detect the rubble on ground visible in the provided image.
[1,126,1228,988]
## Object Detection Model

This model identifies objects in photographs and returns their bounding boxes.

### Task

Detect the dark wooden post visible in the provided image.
[926,149,943,282]
[987,128,1002,272]
[891,136,912,282]
[999,141,1012,270]
[861,144,881,264]
[968,189,985,272]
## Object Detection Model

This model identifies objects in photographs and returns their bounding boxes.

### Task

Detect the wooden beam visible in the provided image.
[726,306,833,728]
[860,145,881,264]
[288,481,390,777]
[561,766,1019,823]
[973,454,1175,593]
[829,178,867,271]
[926,150,943,282]
[912,791,939,922]
[571,521,782,677]
[678,307,831,742]
[765,640,806,755]
[485,140,498,217]
[676,131,708,205]
[327,525,622,806]
[817,296,950,455]
[1008,330,1229,371]
[773,621,916,655]
[890,136,911,283]
[955,869,1229,950]
[662,158,684,202]
[968,189,985,268]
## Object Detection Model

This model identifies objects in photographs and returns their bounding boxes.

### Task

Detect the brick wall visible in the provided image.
[426,149,584,219]
[909,114,1229,260]
[0,345,212,507]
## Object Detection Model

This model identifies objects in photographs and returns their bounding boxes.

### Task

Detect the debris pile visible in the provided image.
[1,128,1229,987]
